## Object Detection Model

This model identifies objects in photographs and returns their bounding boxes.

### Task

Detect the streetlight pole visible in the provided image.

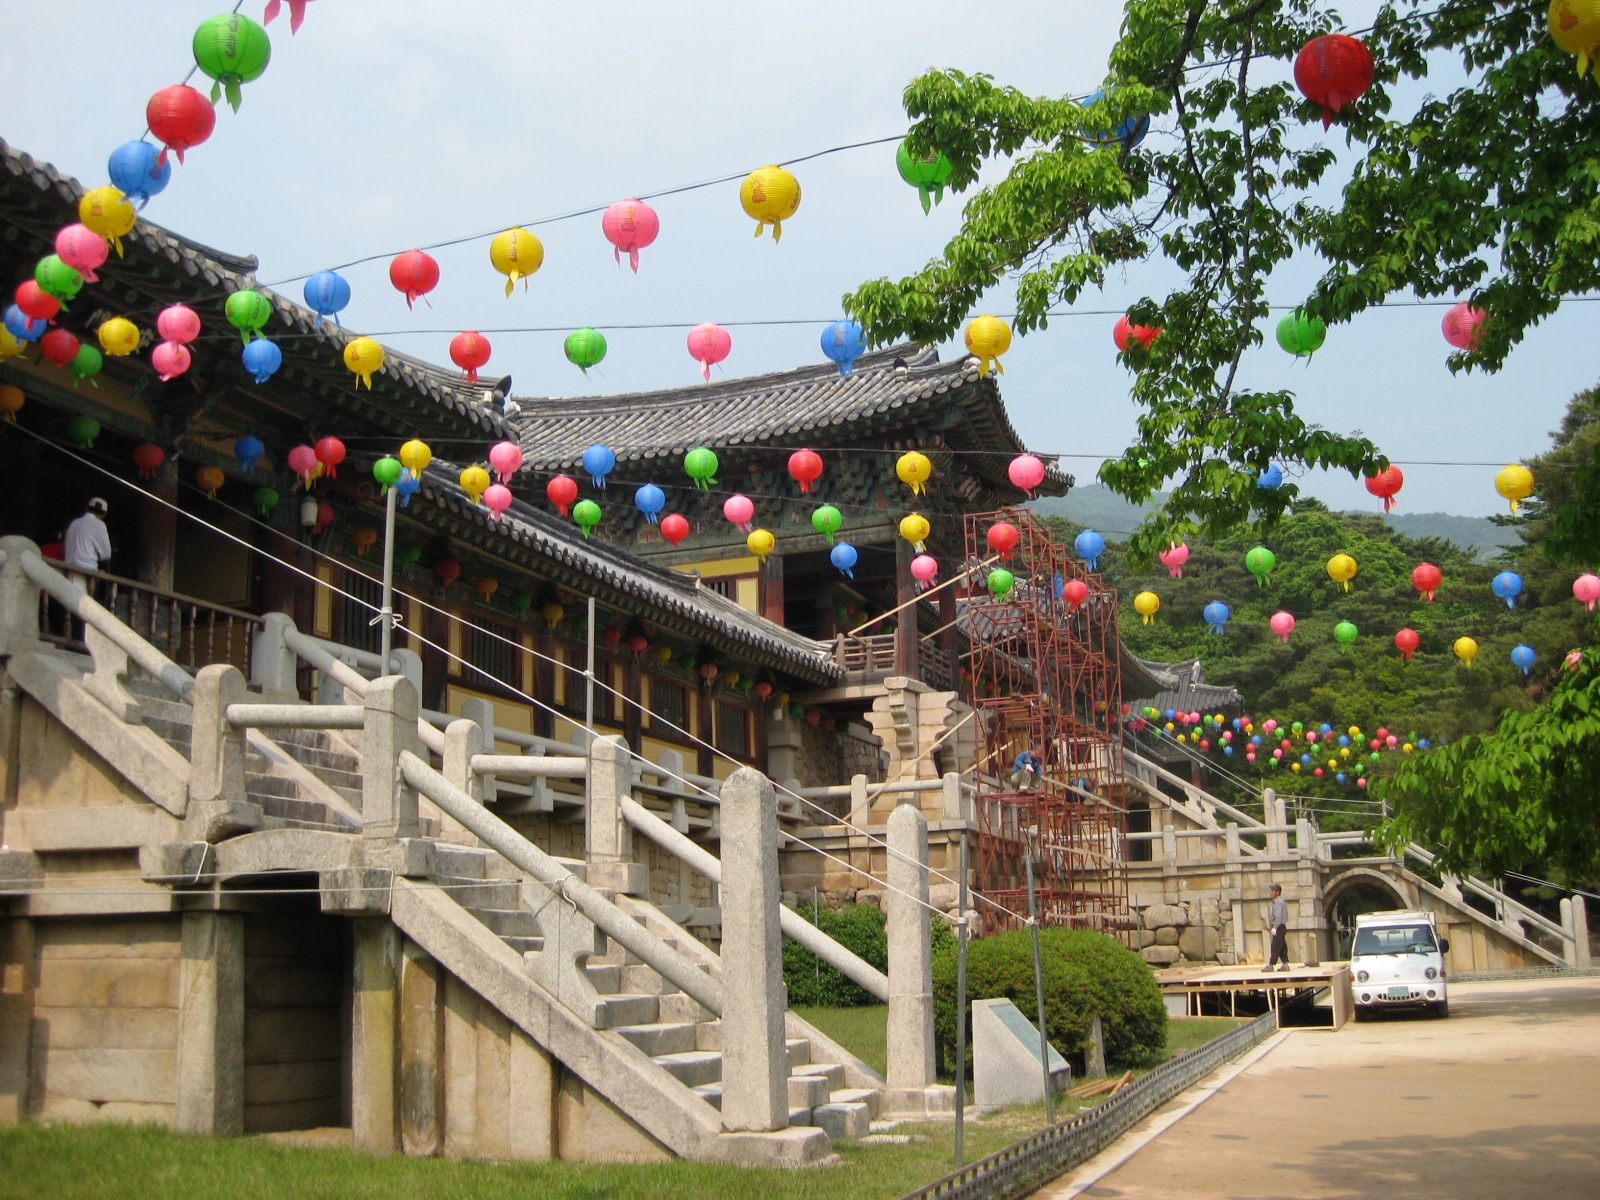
[374,481,399,674]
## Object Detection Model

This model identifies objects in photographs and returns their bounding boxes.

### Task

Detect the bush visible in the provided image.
[932,927,1167,1072]
[783,902,957,1007]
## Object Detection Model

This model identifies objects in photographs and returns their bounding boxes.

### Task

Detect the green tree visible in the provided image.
[847,2,1599,560]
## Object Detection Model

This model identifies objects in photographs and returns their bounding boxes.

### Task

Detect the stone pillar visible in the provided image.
[718,767,787,1133]
[189,664,247,810]
[886,803,935,1089]
[352,918,401,1154]
[760,550,785,626]
[398,942,442,1157]
[0,536,43,658]
[765,717,804,787]
[1263,788,1289,856]
[250,612,300,699]
[443,718,485,803]
[585,734,645,895]
[174,910,245,1136]
[362,676,420,840]
[1571,896,1592,968]
[0,918,37,1122]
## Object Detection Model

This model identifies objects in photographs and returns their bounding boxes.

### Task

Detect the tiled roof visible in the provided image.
[511,344,1071,496]
[1124,653,1243,713]
[0,138,509,441]
[413,463,841,684]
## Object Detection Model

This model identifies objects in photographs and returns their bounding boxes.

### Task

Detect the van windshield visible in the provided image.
[1352,924,1437,955]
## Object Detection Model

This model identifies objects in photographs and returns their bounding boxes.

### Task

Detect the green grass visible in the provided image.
[792,1003,888,1076]
[1160,1016,1246,1062]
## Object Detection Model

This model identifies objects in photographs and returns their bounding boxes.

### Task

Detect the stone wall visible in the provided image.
[1133,899,1232,968]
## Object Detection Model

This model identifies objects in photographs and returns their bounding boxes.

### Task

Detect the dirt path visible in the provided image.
[1036,976,1600,1200]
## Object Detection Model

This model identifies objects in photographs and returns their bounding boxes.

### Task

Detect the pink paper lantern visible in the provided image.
[55,224,109,283]
[723,493,755,531]
[155,304,201,345]
[1575,573,1600,612]
[1008,454,1045,496]
[1441,302,1486,351]
[910,554,938,590]
[488,440,524,484]
[286,443,319,488]
[601,199,660,273]
[1157,542,1189,578]
[482,483,513,521]
[151,340,190,381]
[1269,611,1296,643]
[687,322,731,381]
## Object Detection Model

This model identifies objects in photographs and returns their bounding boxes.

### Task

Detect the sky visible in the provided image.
[4,0,1593,520]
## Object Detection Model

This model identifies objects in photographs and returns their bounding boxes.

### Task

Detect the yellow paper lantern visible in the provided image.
[79,186,137,257]
[0,330,29,363]
[344,336,384,390]
[196,465,225,498]
[460,465,490,503]
[651,643,674,665]
[399,438,432,474]
[1348,725,1361,738]
[1326,553,1358,592]
[739,166,802,242]
[963,314,1012,377]
[540,602,565,630]
[1453,636,1479,666]
[899,512,931,552]
[1291,761,1302,773]
[896,451,932,495]
[1494,464,1534,514]
[1133,590,1160,625]
[1550,0,1600,78]
[489,227,544,297]
[351,526,379,557]
[97,317,142,357]
[746,528,775,562]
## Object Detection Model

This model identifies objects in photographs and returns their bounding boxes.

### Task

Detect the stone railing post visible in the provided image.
[1569,896,1591,968]
[0,536,43,658]
[457,695,496,801]
[443,718,484,802]
[390,648,424,701]
[249,612,300,700]
[718,767,788,1132]
[362,676,420,839]
[189,664,247,811]
[886,803,935,1092]
[940,771,965,822]
[586,734,645,895]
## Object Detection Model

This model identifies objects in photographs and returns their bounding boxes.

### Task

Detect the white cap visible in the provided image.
[87,497,108,513]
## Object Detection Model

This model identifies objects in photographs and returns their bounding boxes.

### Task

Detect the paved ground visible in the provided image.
[1038,976,1600,1200]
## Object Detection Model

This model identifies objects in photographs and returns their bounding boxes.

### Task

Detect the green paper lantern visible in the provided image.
[1276,309,1326,358]
[987,567,1015,600]
[68,344,103,387]
[395,544,422,567]
[193,13,272,112]
[684,446,718,490]
[67,415,100,449]
[895,139,953,214]
[1334,620,1359,651]
[564,327,607,376]
[789,702,806,718]
[811,504,842,544]
[507,590,534,616]
[36,255,84,306]
[372,456,403,492]
[225,289,273,344]
[252,486,280,516]
[1245,545,1276,585]
[573,498,602,538]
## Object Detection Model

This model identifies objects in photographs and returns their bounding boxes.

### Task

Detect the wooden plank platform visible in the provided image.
[1156,964,1354,1029]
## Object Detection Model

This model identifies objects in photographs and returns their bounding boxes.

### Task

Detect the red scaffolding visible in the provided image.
[961,508,1129,938]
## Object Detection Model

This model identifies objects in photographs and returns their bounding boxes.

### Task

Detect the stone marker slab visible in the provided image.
[972,998,1071,1107]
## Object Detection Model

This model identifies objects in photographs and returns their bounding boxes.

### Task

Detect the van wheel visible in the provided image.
[1429,999,1449,1019]
[1352,1007,1369,1023]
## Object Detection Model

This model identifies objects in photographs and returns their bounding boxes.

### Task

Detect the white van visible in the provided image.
[1350,910,1450,1020]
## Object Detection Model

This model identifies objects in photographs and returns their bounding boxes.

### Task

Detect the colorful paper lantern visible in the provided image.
[225,290,272,343]
[1326,553,1358,591]
[896,451,932,494]
[723,494,755,532]
[600,199,659,272]
[1245,546,1276,585]
[1113,314,1160,352]
[343,337,384,389]
[192,13,272,111]
[448,331,492,384]
[233,436,264,472]
[1491,570,1523,608]
[739,166,802,241]
[0,329,25,362]
[576,444,613,490]
[5,307,46,342]
[1441,301,1488,352]
[899,513,931,553]
[107,140,172,209]
[1334,620,1358,651]
[684,446,718,490]
[1275,309,1326,358]
[564,327,607,375]
[572,498,602,538]
[1133,590,1160,625]
[546,475,578,515]
[987,568,1015,601]
[910,554,938,590]
[242,337,282,383]
[351,525,378,557]
[396,473,420,507]
[34,256,83,307]
[400,439,432,475]
[1074,530,1106,571]
[987,522,1018,558]
[963,314,1011,376]
[55,224,109,284]
[747,528,775,562]
[489,228,544,296]
[1158,542,1189,578]
[1270,611,1296,643]
[1573,573,1600,611]
[38,329,79,369]
[830,542,858,579]
[896,140,952,213]
[820,319,866,376]
[1495,464,1533,514]
[146,84,217,167]
[69,344,103,387]
[196,465,225,498]
[632,483,666,525]
[435,558,462,588]
[303,271,351,329]
[263,0,314,34]
[313,436,345,479]
[287,444,319,488]
[1511,644,1537,675]
[788,448,823,493]
[1411,562,1442,601]
[660,512,690,548]
[389,250,440,309]
[370,455,401,493]
[156,304,201,346]
[488,441,523,484]
[1062,578,1089,611]
[0,384,24,421]
[98,317,142,357]
[13,280,60,324]
[77,187,137,257]
[1203,601,1231,634]
[482,484,513,522]
[1293,33,1374,128]
[1365,465,1403,512]
[687,323,731,381]
[1256,463,1284,489]
[67,415,100,448]
[811,504,843,544]
[1551,0,1600,78]
[1453,636,1479,667]
[460,465,491,503]
[1008,454,1046,496]
[1079,90,1150,150]
[253,486,280,516]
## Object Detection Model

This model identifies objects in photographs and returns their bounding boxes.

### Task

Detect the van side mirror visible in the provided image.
[1439,937,1450,954]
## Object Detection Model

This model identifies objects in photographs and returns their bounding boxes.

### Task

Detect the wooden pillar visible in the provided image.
[137,469,179,592]
[939,566,959,691]
[421,601,450,712]
[534,631,556,739]
[760,551,785,626]
[894,535,921,681]
[622,658,642,750]
[697,683,715,777]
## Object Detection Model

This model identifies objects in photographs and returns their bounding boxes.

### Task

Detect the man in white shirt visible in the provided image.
[63,498,112,576]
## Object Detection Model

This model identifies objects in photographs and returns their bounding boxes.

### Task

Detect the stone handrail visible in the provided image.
[620,794,890,1002]
[398,748,725,1017]
[1122,744,1266,830]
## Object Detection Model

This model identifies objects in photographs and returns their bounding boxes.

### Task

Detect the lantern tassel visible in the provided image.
[700,358,712,382]
[464,367,478,384]
[225,80,243,113]
[629,247,641,273]
[914,538,926,552]
[772,221,783,243]
[753,221,766,239]
[918,185,933,216]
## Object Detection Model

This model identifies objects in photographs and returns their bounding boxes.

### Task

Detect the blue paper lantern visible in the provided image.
[1336,772,1348,785]
[831,541,858,579]
[820,319,865,377]
[4,305,47,342]
[241,337,282,384]
[107,140,172,209]
[1491,570,1523,609]
[1337,734,1349,747]
[396,472,420,507]
[1300,754,1312,766]
[234,435,264,471]
[1078,90,1150,150]
[1511,644,1536,675]
[1203,601,1231,634]
[581,444,616,489]
[1074,530,1107,571]
[1256,463,1284,489]
[1222,744,1234,756]
[1319,723,1332,734]
[303,271,352,330]
[634,483,665,524]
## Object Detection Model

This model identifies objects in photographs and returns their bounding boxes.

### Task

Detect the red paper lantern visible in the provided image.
[1113,314,1160,352]
[1364,465,1403,512]
[14,280,61,322]
[146,84,217,166]
[132,443,165,479]
[314,500,334,532]
[601,626,623,649]
[699,662,719,681]
[1411,562,1442,601]
[660,513,690,547]
[314,436,346,478]
[545,474,579,515]
[987,522,1019,558]
[1394,627,1420,662]
[1062,578,1089,610]
[627,634,650,658]
[389,250,440,309]
[1293,33,1374,129]
[39,328,80,368]
[449,331,492,383]
[788,448,823,493]
[753,681,773,700]
[434,557,461,587]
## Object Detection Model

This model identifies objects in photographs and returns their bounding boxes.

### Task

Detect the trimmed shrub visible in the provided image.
[932,927,1167,1071]
[783,902,957,1007]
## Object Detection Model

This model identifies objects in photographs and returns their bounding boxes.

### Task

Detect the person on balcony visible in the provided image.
[64,498,112,578]
[1009,747,1044,791]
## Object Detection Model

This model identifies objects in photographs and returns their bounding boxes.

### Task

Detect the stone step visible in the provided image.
[619,963,676,996]
[502,935,544,955]
[134,695,195,725]
[657,992,714,1024]
[792,1062,846,1091]
[435,845,491,878]
[244,772,300,799]
[470,907,540,938]
[788,1072,831,1109]
[583,963,622,994]
[613,1022,699,1057]
[141,716,193,750]
[250,794,344,829]
[829,1087,881,1121]
[785,1038,812,1069]
[811,1100,871,1141]
[652,1050,724,1088]
[437,875,521,911]
[594,993,659,1029]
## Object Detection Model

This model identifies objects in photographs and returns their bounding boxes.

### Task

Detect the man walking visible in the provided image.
[1266,883,1290,971]
[64,497,112,578]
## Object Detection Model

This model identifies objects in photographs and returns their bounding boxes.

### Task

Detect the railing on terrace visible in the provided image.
[833,631,954,689]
